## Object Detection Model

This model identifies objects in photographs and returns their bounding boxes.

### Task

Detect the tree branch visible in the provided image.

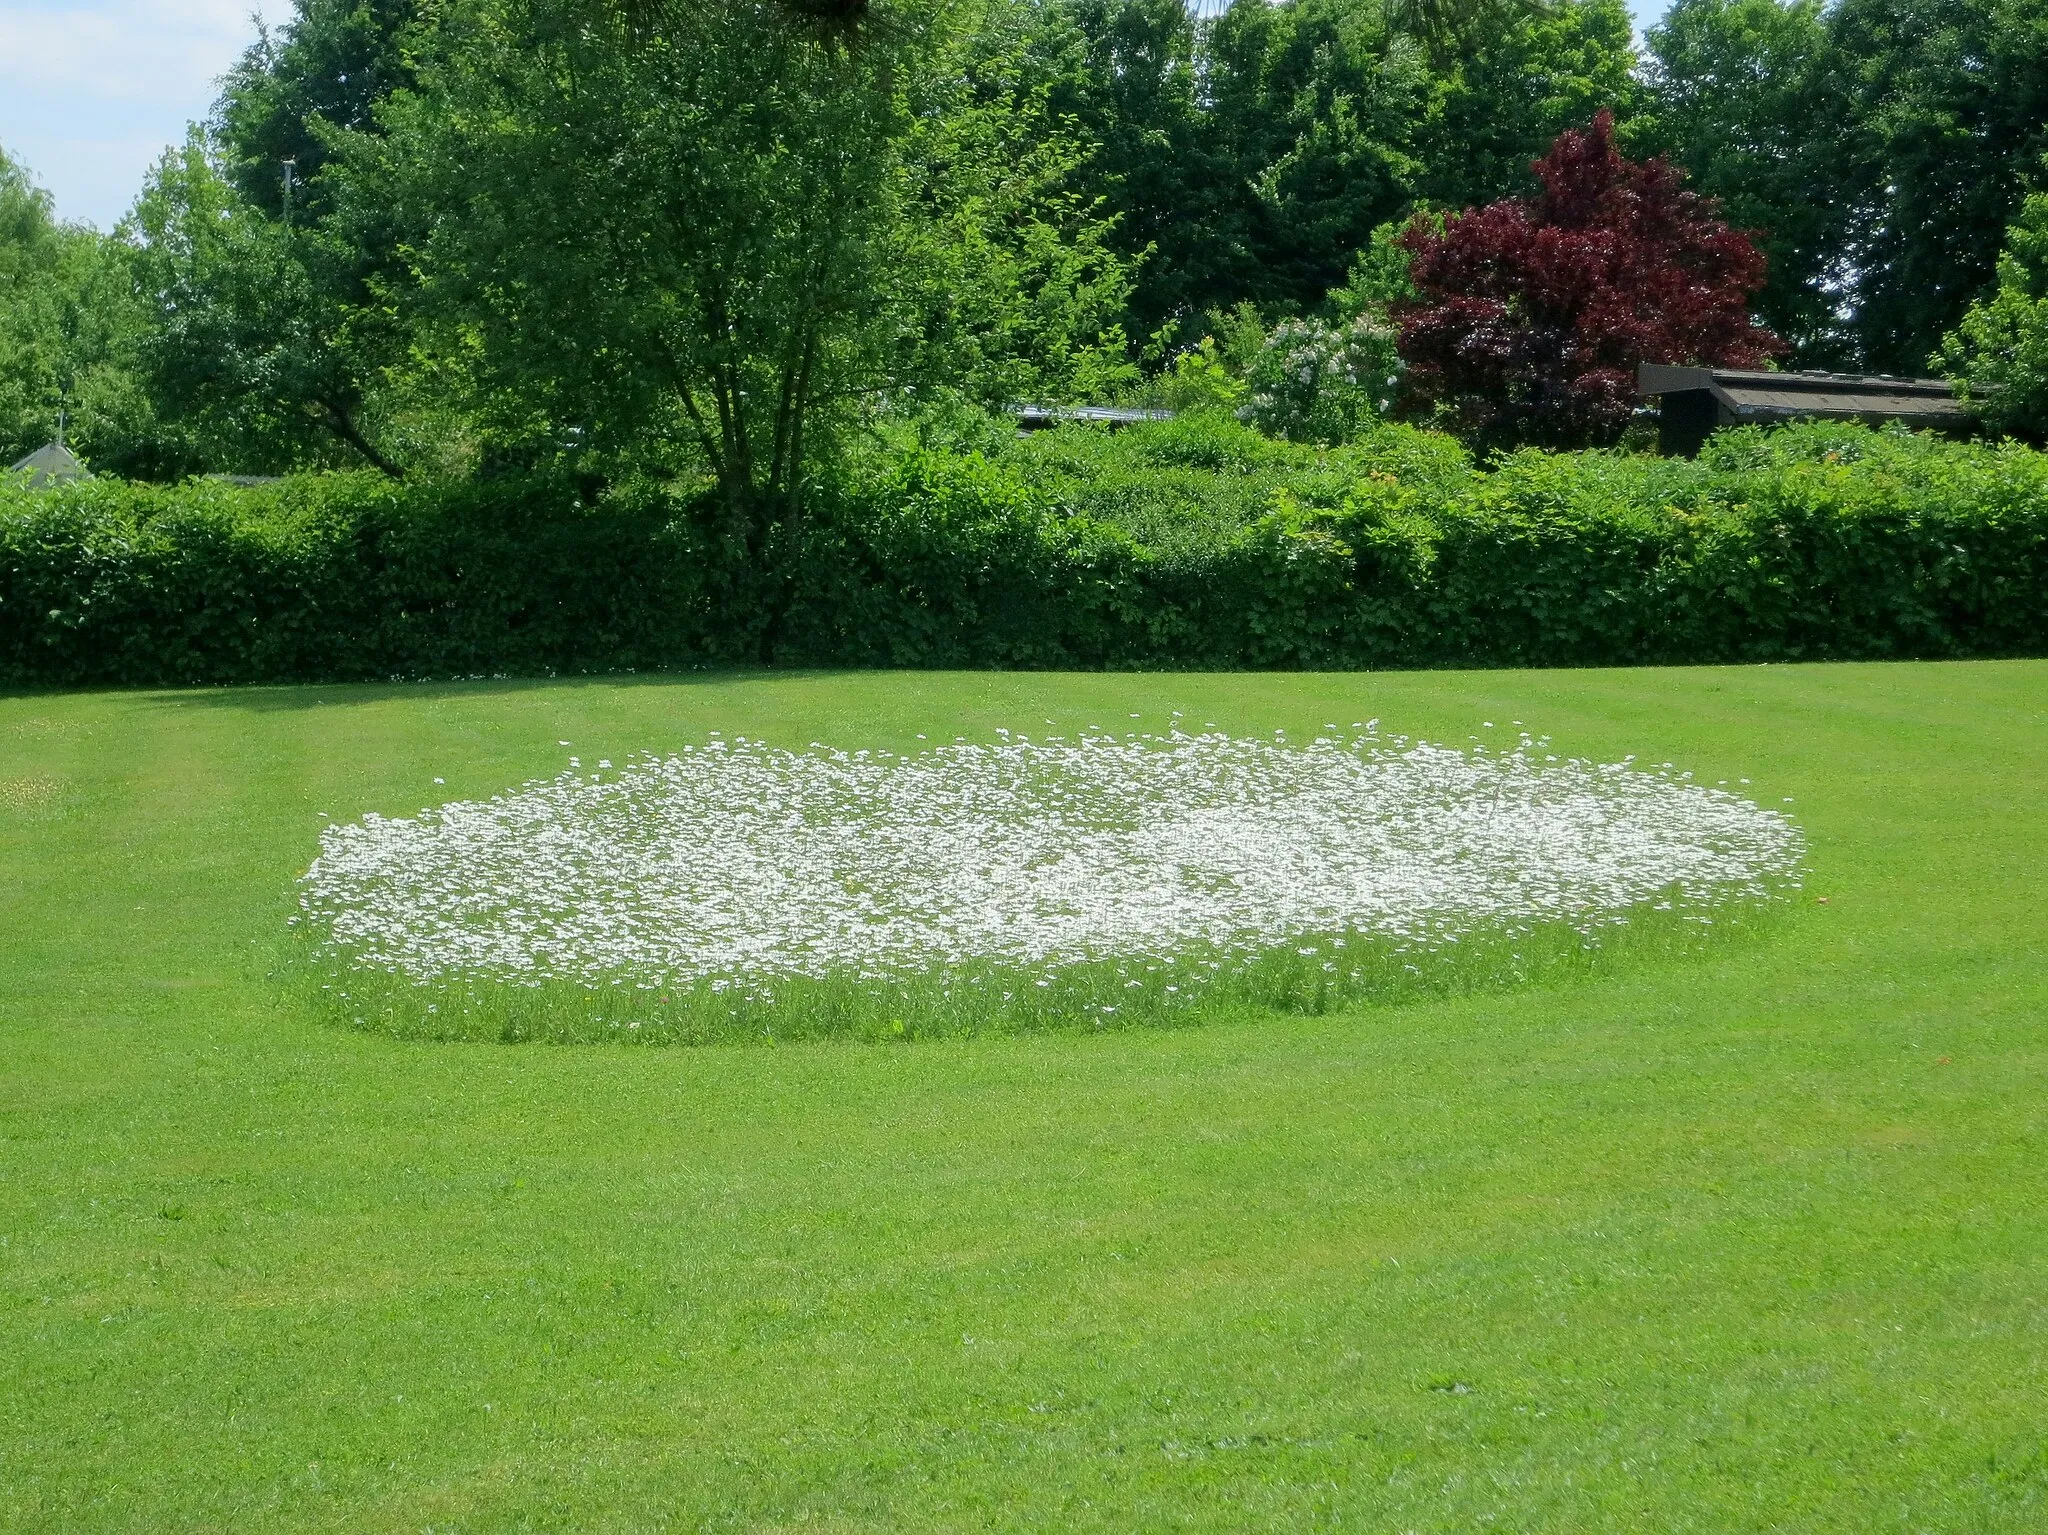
[314,399,404,479]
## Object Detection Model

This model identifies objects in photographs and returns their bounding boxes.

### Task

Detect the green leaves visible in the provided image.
[1938,189,2048,444]
[1644,0,2048,371]
[0,147,155,475]
[5,420,2041,685]
[348,0,1132,543]
[122,132,401,478]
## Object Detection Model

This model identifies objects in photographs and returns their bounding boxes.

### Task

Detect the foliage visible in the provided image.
[346,0,1132,567]
[120,133,404,478]
[1151,340,1247,416]
[1643,0,2048,374]
[214,0,418,219]
[1821,0,2048,375]
[7,420,2042,685]
[1240,313,1401,444]
[1937,189,2048,444]
[1232,217,1422,444]
[1409,0,1643,212]
[997,411,1467,552]
[1639,0,1847,362]
[1025,0,1219,338]
[1396,113,1782,450]
[1198,0,1430,316]
[15,0,2048,479]
[85,0,437,481]
[1030,0,1642,339]
[0,147,157,474]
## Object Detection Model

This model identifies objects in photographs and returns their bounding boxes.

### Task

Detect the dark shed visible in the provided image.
[1637,364,1972,457]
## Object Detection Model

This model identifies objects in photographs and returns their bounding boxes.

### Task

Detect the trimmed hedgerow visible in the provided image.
[0,474,720,685]
[2,419,2044,687]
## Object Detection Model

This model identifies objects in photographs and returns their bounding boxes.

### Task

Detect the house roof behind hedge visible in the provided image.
[7,443,91,488]
[1638,366,1971,429]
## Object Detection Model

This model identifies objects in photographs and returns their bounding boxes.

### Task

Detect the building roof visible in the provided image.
[1013,404,1176,431]
[7,442,91,487]
[1637,365,1971,428]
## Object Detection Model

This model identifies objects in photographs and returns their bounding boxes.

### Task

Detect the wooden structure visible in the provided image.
[1637,364,1973,457]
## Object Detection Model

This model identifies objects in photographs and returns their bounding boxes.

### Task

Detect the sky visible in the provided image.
[1,0,1674,231]
[2,0,257,227]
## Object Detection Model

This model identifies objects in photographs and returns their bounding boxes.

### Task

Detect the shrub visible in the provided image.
[0,472,718,685]
[3,421,2043,687]
[1396,111,1782,450]
[1240,313,1401,445]
[1937,188,2048,445]
[998,413,1469,555]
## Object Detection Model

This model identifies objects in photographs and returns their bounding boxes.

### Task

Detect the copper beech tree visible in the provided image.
[1395,111,1782,449]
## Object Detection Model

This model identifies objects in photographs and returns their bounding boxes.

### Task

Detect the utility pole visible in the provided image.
[282,158,297,232]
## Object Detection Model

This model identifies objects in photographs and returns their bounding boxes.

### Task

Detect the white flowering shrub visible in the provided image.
[294,728,1802,1042]
[1240,313,1401,444]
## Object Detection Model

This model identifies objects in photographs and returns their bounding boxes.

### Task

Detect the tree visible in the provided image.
[121,133,402,477]
[1648,0,2048,374]
[1937,188,2048,443]
[1027,0,1219,339]
[1027,0,1643,344]
[1,146,83,461]
[1198,0,1432,317]
[1823,0,2048,375]
[348,0,1131,537]
[0,145,156,473]
[1640,0,1847,362]
[215,0,419,219]
[1395,111,1781,449]
[1412,0,1644,214]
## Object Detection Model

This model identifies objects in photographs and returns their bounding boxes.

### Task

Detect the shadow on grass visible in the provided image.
[85,668,847,713]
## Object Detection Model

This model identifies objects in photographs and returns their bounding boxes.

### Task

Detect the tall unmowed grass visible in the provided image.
[284,898,1785,1046]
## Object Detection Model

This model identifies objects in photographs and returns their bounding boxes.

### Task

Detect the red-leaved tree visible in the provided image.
[1395,112,1783,449]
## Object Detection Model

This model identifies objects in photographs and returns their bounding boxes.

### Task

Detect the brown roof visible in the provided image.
[1637,365,1971,427]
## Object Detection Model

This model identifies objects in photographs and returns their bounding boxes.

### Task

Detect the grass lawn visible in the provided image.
[2,662,2044,1532]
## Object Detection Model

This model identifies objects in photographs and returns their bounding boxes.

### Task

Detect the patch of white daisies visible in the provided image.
[297,724,1803,995]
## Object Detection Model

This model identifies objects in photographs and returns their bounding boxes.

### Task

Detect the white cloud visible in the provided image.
[0,0,261,227]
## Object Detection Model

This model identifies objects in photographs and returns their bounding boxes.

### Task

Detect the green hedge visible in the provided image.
[4,420,2045,686]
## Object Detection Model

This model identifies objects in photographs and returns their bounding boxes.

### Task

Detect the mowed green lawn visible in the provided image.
[2,663,2044,1532]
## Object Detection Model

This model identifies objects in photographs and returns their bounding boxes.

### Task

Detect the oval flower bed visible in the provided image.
[294,726,1805,1043]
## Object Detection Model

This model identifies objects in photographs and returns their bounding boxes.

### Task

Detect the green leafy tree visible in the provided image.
[1824,0,2048,374]
[1937,188,2048,442]
[1640,0,1847,362]
[1027,0,1219,338]
[349,0,1132,538]
[1198,0,1431,314]
[0,146,156,473]
[121,133,402,476]
[215,0,418,218]
[1032,0,1641,342]
[1413,0,1644,213]
[1,147,84,461]
[81,0,433,480]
